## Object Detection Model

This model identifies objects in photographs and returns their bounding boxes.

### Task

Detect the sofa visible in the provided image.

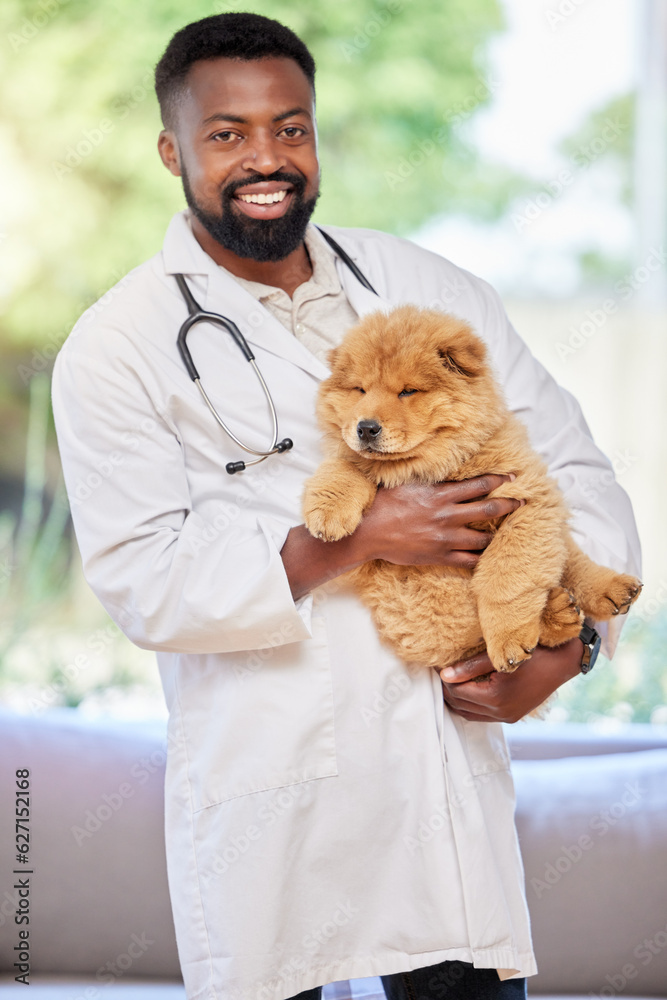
[1,707,666,999]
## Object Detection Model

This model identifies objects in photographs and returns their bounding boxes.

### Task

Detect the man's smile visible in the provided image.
[231,182,295,220]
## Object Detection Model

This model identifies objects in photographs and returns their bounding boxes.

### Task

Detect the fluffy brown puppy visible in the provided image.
[302,305,641,673]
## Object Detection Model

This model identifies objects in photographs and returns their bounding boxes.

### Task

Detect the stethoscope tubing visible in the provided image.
[194,361,279,458]
[175,274,286,471]
[174,229,377,473]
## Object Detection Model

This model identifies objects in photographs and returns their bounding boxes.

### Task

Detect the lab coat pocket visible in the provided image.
[178,615,338,811]
[459,718,511,776]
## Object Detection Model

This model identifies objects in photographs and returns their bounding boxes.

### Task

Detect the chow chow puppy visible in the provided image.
[302,305,641,673]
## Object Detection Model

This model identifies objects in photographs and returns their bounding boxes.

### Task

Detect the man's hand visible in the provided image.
[282,474,523,601]
[438,638,584,723]
[353,475,523,570]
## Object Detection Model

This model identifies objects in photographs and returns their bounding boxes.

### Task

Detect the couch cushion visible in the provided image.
[0,708,180,977]
[506,721,667,760]
[514,748,667,996]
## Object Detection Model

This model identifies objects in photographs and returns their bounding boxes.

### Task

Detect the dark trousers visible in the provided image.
[289,961,527,1000]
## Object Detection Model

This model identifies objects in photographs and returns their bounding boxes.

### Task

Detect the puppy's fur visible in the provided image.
[303,306,641,673]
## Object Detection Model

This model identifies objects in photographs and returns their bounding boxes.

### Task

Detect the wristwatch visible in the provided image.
[579,623,601,674]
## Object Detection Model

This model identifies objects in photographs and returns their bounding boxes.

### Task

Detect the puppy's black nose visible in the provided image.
[357,419,382,443]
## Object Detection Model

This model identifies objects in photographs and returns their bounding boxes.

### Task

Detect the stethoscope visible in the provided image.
[175,227,378,474]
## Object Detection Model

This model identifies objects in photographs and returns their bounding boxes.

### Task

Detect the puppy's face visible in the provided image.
[319,306,501,464]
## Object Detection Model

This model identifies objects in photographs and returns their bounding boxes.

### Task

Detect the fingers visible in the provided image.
[441,683,499,722]
[448,495,524,526]
[441,675,505,721]
[435,474,515,503]
[439,654,500,719]
[440,653,494,683]
[449,527,495,550]
[444,550,482,570]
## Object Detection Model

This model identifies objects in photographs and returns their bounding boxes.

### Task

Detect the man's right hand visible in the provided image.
[352,474,522,570]
[281,474,522,601]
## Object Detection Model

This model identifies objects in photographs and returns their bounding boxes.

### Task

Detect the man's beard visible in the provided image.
[181,163,319,263]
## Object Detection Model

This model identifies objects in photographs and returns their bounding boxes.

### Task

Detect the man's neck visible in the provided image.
[190,216,313,298]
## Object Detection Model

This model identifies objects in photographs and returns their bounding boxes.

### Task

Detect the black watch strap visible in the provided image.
[579,623,602,674]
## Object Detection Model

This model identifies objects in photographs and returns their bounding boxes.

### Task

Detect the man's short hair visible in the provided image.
[155,12,316,129]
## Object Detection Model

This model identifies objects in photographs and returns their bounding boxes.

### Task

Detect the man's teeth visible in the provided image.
[238,190,288,205]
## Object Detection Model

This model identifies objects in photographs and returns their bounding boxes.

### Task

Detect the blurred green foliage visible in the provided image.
[556,611,667,725]
[559,92,634,205]
[0,375,70,663]
[558,92,635,287]
[0,0,526,354]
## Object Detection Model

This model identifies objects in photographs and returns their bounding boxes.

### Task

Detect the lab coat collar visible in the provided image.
[161,212,393,382]
[326,229,394,321]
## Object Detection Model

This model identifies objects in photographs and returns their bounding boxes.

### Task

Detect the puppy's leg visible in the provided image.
[303,458,377,542]
[561,533,642,620]
[539,586,584,647]
[355,563,484,668]
[472,490,568,672]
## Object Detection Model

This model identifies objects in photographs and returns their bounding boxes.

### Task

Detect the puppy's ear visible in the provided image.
[438,337,486,378]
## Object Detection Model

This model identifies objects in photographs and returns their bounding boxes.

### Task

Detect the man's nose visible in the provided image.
[357,420,382,444]
[241,132,287,174]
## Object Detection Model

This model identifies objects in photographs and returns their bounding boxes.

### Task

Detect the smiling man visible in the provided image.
[51,12,641,1000]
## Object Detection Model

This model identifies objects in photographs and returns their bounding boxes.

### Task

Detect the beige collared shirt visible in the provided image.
[229,224,361,365]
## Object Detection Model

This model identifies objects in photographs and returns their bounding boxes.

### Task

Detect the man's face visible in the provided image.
[159,56,320,262]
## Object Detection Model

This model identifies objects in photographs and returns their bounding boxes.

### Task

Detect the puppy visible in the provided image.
[303,305,641,674]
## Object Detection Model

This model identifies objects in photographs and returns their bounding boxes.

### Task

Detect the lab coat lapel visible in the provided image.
[162,211,331,382]
[205,267,331,381]
[334,249,395,320]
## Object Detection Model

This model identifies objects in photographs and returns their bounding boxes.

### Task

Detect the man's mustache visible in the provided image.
[223,172,307,200]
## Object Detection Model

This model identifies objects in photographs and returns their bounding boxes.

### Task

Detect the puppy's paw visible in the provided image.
[303,495,364,542]
[539,587,584,647]
[585,574,643,620]
[486,620,541,673]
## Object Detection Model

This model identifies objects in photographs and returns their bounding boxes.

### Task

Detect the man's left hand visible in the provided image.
[439,638,584,723]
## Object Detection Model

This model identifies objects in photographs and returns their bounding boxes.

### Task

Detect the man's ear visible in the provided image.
[438,335,486,378]
[158,130,182,177]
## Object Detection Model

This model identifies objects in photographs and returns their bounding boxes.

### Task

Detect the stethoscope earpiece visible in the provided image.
[175,230,376,474]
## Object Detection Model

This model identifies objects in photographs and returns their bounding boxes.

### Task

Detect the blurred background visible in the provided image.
[0,0,665,725]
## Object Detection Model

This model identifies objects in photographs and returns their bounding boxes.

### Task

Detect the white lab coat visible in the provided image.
[52,211,641,1000]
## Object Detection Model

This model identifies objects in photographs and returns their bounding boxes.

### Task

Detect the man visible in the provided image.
[51,13,641,1000]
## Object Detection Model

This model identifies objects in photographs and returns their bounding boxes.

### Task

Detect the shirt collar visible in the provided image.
[163,210,342,301]
[219,223,342,303]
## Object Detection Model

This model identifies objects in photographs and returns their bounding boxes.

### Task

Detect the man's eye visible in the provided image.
[212,131,237,143]
[398,388,418,397]
[281,126,304,138]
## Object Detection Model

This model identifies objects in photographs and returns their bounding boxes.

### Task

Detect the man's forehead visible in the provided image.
[180,56,315,122]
